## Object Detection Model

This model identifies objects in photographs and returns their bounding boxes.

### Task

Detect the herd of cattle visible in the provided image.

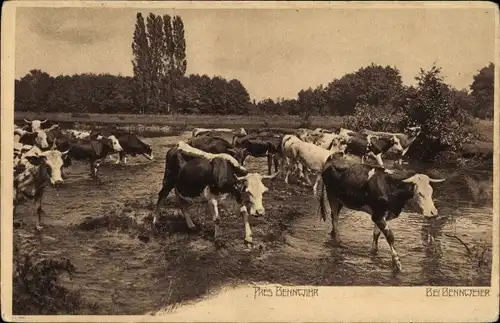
[13,118,446,272]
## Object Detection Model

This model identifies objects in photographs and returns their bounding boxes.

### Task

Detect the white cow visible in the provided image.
[281,134,344,197]
[23,118,48,132]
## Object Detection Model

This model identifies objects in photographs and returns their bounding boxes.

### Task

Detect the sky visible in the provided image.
[15,5,496,101]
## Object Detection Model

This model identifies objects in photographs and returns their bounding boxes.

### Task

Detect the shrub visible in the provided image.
[341,103,403,132]
[401,66,477,161]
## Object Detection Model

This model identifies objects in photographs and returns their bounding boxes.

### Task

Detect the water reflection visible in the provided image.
[418,216,448,285]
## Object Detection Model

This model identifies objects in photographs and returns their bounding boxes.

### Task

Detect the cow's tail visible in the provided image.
[319,181,328,222]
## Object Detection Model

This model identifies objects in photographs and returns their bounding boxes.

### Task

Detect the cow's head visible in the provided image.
[24,149,70,187]
[331,136,350,153]
[142,142,154,160]
[34,130,49,149]
[235,171,279,216]
[24,118,47,131]
[237,127,248,136]
[389,136,404,152]
[107,135,123,152]
[402,174,445,218]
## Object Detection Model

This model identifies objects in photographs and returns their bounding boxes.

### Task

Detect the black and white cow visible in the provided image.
[89,130,153,164]
[15,127,50,150]
[343,131,404,167]
[318,152,445,272]
[154,141,279,247]
[14,148,70,230]
[232,134,283,175]
[361,126,422,165]
[64,136,123,177]
[187,135,247,165]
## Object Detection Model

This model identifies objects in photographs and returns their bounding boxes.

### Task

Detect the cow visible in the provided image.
[342,131,404,167]
[361,126,422,165]
[153,141,279,247]
[89,130,153,164]
[65,135,123,177]
[295,128,350,152]
[22,118,48,132]
[14,148,70,230]
[192,127,247,138]
[64,129,91,140]
[281,134,344,196]
[16,128,50,150]
[232,133,283,175]
[14,143,34,170]
[318,152,445,272]
[187,135,247,165]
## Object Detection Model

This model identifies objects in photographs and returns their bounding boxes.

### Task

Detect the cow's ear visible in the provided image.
[25,155,46,166]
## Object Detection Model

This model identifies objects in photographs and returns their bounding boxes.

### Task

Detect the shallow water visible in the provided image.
[13,133,493,314]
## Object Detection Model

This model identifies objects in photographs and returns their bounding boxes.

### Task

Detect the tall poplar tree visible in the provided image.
[131,13,150,114]
[132,12,187,114]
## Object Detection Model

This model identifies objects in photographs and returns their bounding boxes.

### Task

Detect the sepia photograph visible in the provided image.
[1,1,498,321]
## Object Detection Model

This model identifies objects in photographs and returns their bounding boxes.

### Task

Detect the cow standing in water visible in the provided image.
[154,141,279,247]
[361,126,422,165]
[319,152,445,272]
[14,149,70,230]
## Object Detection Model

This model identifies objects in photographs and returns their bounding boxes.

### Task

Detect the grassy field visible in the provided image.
[15,112,344,129]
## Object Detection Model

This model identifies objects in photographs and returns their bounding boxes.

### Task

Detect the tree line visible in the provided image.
[15,62,493,119]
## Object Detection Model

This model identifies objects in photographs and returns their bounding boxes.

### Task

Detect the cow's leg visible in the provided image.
[371,224,381,255]
[302,166,313,186]
[266,153,273,175]
[180,200,196,230]
[273,154,280,173]
[90,161,97,177]
[373,216,401,272]
[283,157,292,184]
[119,151,127,164]
[372,153,384,167]
[326,193,342,244]
[313,174,322,197]
[208,198,222,245]
[153,175,177,229]
[34,192,44,231]
[240,205,253,248]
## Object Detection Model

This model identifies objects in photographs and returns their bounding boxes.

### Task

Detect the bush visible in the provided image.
[13,249,99,314]
[341,103,403,132]
[401,66,477,161]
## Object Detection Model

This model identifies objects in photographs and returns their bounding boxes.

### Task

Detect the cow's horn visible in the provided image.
[401,175,416,183]
[262,171,280,180]
[429,178,445,183]
[61,149,70,155]
[235,174,247,181]
[24,119,32,123]
[40,118,48,123]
